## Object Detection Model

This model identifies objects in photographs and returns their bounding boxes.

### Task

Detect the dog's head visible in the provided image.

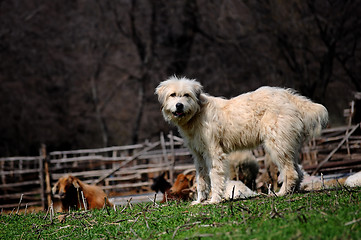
[155,76,203,126]
[52,175,81,199]
[169,173,195,197]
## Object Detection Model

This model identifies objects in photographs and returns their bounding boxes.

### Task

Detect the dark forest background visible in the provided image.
[1,0,360,157]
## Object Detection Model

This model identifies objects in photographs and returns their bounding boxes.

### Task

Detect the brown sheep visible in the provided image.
[52,175,112,212]
[169,173,195,201]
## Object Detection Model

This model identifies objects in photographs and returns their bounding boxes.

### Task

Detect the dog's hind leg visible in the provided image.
[264,142,302,196]
[261,112,304,196]
[277,161,302,195]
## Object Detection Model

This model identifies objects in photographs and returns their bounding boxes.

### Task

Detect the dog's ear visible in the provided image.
[155,83,167,104]
[52,182,59,194]
[192,81,203,98]
[73,180,81,189]
[69,176,81,189]
[190,80,204,104]
[186,175,195,185]
[181,188,195,194]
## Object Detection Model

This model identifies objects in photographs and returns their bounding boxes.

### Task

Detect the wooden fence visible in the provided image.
[0,132,194,210]
[0,156,45,209]
[1,121,361,210]
[302,124,361,174]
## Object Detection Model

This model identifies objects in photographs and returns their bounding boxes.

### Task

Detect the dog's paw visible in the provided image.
[201,200,212,205]
[276,184,297,196]
[209,195,222,204]
[191,200,201,206]
[200,199,221,205]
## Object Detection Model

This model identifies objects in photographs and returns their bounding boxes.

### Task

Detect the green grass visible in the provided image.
[1,188,360,239]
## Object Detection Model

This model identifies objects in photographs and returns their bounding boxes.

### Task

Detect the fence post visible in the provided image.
[39,146,46,210]
[40,144,52,209]
[160,132,172,182]
[169,131,175,184]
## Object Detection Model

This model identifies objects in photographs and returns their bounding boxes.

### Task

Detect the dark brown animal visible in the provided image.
[52,175,112,212]
[151,172,172,194]
[169,173,195,201]
[228,150,259,190]
[151,172,173,203]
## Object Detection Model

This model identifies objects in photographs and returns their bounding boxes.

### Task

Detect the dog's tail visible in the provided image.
[289,91,328,140]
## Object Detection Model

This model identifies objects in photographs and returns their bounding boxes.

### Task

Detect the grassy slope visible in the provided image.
[1,188,360,239]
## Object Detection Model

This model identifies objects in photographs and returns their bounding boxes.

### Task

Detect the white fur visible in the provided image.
[345,171,361,187]
[224,180,258,200]
[155,76,328,204]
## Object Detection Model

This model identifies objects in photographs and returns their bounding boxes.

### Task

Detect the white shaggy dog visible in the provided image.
[155,76,328,204]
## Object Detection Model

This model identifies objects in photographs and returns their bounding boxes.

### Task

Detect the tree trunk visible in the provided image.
[91,77,109,147]
[131,79,145,144]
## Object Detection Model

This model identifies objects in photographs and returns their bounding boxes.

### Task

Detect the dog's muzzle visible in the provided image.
[58,191,66,199]
[173,103,185,117]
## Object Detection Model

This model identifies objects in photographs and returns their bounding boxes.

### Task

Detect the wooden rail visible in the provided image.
[0,156,45,210]
[0,132,194,210]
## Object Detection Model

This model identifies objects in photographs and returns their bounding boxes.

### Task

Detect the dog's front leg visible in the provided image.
[208,153,227,204]
[191,153,210,205]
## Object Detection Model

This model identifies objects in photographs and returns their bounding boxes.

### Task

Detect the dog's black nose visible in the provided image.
[176,103,183,110]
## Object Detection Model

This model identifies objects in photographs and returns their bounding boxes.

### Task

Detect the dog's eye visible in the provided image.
[170,93,176,97]
[184,93,190,97]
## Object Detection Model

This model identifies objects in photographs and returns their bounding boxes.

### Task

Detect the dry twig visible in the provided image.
[81,191,87,211]
[16,194,23,215]
[172,221,201,239]
[345,218,361,226]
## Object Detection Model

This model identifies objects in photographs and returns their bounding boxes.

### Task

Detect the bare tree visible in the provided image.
[0,0,360,156]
